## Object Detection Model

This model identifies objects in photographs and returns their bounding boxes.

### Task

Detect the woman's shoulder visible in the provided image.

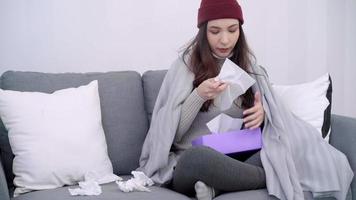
[160,54,195,90]
[159,54,195,94]
[167,54,192,74]
[251,64,269,78]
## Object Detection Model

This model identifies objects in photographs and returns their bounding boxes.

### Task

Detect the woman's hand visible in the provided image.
[197,78,228,101]
[243,92,264,129]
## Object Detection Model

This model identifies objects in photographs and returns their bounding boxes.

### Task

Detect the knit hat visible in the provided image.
[197,0,244,28]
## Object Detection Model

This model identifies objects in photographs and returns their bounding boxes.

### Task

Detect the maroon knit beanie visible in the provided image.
[197,0,244,28]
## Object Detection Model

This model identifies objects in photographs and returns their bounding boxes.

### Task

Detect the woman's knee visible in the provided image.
[182,146,219,159]
[178,146,219,167]
[172,146,217,193]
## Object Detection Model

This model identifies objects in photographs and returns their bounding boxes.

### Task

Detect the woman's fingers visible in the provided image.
[243,111,258,123]
[208,81,220,89]
[244,116,263,129]
[197,78,228,100]
[217,83,227,91]
[243,105,264,129]
[243,105,258,116]
[208,82,227,96]
[244,109,263,124]
[245,120,262,129]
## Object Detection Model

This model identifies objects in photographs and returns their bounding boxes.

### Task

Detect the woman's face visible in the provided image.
[207,18,240,58]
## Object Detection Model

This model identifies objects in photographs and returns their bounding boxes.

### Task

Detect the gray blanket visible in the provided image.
[138,56,353,199]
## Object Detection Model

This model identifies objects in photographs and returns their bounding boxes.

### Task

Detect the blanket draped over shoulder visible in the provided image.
[137,57,353,199]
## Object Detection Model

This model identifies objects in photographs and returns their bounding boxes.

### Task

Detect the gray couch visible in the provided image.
[0,70,355,200]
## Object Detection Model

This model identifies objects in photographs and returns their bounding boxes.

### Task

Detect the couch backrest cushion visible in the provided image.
[141,70,167,124]
[0,71,149,189]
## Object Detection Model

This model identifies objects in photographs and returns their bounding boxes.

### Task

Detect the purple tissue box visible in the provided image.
[191,128,262,154]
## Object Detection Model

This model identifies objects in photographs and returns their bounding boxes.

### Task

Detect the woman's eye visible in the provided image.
[209,30,219,35]
[229,29,237,33]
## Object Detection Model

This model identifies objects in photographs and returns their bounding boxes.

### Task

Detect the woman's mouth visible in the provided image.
[217,48,230,54]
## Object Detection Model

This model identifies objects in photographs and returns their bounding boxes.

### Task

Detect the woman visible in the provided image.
[138,0,353,199]
[171,0,266,199]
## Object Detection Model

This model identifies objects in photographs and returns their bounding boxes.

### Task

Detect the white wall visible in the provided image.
[0,0,355,118]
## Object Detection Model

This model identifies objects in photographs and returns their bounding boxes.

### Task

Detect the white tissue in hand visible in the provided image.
[207,113,244,133]
[116,171,154,193]
[215,59,255,110]
[68,180,102,196]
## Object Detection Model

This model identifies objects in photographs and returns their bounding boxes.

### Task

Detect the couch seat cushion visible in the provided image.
[213,189,339,200]
[214,189,277,200]
[11,182,191,200]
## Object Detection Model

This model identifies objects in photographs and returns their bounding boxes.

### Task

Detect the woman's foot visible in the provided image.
[194,181,215,200]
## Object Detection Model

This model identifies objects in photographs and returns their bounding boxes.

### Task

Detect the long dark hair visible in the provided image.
[183,22,256,111]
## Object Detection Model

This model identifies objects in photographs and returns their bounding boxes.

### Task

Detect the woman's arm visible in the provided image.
[175,88,206,141]
[175,78,228,141]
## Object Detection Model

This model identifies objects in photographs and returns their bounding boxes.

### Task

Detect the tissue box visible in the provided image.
[191,128,262,154]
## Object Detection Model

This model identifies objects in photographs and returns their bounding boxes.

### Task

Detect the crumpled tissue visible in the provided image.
[68,171,122,196]
[215,59,256,111]
[68,180,102,196]
[207,113,243,134]
[116,171,154,192]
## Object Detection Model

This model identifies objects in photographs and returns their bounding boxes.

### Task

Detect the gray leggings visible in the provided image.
[172,146,266,196]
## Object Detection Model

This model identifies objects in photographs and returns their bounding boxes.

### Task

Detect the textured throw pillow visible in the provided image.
[272,74,332,141]
[0,80,116,196]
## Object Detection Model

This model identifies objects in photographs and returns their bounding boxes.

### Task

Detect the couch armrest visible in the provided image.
[329,114,356,199]
[0,156,10,200]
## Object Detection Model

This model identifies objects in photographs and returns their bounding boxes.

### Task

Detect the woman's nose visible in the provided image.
[220,32,229,45]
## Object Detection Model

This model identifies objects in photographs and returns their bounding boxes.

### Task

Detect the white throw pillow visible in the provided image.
[0,80,117,196]
[272,74,331,141]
